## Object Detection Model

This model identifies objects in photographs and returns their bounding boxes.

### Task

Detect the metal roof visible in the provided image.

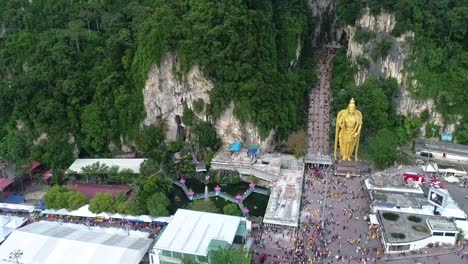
[0,221,152,264]
[67,159,146,174]
[154,209,243,256]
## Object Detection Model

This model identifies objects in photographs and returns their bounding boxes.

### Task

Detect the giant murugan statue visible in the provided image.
[334,98,363,161]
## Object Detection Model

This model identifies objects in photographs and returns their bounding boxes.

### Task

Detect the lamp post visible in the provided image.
[9,250,23,264]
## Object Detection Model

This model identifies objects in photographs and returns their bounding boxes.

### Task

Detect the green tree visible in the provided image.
[193,121,221,150]
[67,191,88,210]
[186,200,219,213]
[89,193,116,213]
[456,123,468,144]
[223,204,240,216]
[52,167,62,186]
[192,99,205,114]
[369,129,398,169]
[210,248,252,264]
[286,129,307,158]
[136,125,165,154]
[43,186,70,209]
[146,192,170,217]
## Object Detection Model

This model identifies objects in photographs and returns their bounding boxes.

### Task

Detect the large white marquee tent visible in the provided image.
[0,221,153,264]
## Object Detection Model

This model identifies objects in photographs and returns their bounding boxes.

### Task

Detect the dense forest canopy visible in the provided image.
[132,0,315,138]
[0,0,315,169]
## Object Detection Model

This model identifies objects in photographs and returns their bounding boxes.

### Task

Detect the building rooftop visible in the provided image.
[371,191,422,208]
[378,211,457,244]
[365,173,424,194]
[263,158,304,228]
[71,183,131,199]
[67,158,146,174]
[154,209,247,257]
[415,138,468,156]
[0,221,152,264]
[427,218,459,232]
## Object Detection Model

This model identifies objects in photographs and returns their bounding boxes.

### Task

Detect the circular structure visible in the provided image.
[390,233,406,239]
[407,216,422,223]
[412,225,428,233]
[382,212,400,221]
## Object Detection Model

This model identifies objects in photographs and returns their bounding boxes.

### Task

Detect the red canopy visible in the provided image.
[30,161,42,171]
[0,178,14,191]
[41,169,53,180]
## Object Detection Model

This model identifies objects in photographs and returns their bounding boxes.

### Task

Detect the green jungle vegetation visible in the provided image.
[337,0,468,144]
[0,0,315,172]
[331,50,404,169]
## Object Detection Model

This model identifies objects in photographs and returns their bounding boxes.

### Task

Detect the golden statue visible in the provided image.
[334,98,363,161]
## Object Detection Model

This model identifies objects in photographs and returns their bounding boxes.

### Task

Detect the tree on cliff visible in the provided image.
[369,129,398,169]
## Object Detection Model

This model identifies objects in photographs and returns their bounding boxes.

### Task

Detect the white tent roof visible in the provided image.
[154,209,243,257]
[55,209,69,215]
[0,203,35,212]
[110,213,126,219]
[138,215,152,223]
[0,216,27,246]
[369,214,379,225]
[97,212,111,219]
[0,221,153,264]
[69,205,96,218]
[67,159,146,174]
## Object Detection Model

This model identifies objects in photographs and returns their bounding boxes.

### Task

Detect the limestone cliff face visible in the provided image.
[143,54,212,140]
[142,53,274,149]
[214,103,275,151]
[345,8,458,133]
[309,0,337,47]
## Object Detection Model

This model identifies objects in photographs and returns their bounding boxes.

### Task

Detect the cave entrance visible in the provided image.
[175,115,186,142]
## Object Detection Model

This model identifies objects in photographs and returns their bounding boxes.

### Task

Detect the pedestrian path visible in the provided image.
[307,48,336,156]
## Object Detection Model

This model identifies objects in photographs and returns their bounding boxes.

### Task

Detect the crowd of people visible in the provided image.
[0,210,165,239]
[308,48,336,155]
[294,166,384,264]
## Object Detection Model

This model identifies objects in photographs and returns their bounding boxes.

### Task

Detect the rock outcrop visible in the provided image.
[143,54,212,141]
[142,53,274,149]
[309,0,337,47]
[345,8,459,133]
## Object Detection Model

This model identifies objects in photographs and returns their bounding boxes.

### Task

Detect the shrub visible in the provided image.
[407,216,422,223]
[412,225,428,233]
[390,233,406,239]
[383,212,400,221]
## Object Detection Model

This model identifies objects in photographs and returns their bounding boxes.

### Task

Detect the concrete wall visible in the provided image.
[382,234,457,253]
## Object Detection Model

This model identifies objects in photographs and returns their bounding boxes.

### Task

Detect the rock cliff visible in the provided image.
[345,8,459,133]
[309,0,337,47]
[142,53,274,150]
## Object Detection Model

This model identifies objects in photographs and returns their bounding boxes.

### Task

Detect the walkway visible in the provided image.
[172,180,270,218]
[307,48,336,156]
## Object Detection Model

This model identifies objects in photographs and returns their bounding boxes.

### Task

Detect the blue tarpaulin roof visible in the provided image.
[247,149,258,155]
[229,142,242,152]
[36,200,45,210]
[6,195,25,204]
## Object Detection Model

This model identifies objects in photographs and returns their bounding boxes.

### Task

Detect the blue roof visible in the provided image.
[247,149,258,155]
[36,200,46,210]
[6,195,25,204]
[229,142,242,152]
